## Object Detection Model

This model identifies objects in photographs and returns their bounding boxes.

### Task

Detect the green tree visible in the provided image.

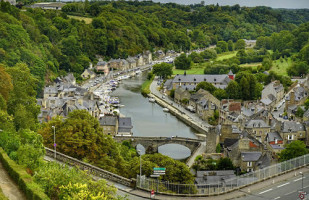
[217,41,228,52]
[200,49,217,60]
[295,107,304,118]
[174,53,192,70]
[228,40,234,51]
[225,80,240,99]
[0,65,13,102]
[279,141,308,162]
[196,82,216,93]
[217,157,234,170]
[152,63,173,79]
[235,39,246,50]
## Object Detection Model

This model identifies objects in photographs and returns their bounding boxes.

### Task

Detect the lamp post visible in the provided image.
[138,150,142,188]
[300,172,304,192]
[52,126,56,159]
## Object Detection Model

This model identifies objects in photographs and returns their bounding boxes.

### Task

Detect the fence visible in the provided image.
[137,154,309,196]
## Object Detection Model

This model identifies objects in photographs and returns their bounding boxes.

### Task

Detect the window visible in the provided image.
[247,162,252,167]
[288,135,293,140]
[275,139,278,144]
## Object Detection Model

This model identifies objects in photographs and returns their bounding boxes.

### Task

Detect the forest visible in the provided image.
[0,0,309,198]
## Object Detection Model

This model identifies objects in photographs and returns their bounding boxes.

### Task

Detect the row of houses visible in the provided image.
[95,51,152,74]
[38,73,133,136]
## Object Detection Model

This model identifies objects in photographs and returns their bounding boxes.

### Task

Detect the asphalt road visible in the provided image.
[237,171,309,200]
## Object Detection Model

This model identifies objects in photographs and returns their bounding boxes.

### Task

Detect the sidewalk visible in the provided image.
[0,161,26,200]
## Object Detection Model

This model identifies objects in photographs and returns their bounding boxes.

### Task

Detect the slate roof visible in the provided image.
[195,170,236,186]
[266,132,283,142]
[164,79,173,90]
[241,152,262,162]
[282,121,305,132]
[270,144,285,150]
[44,86,58,94]
[172,74,231,87]
[246,119,269,128]
[99,116,117,126]
[118,117,133,128]
[304,109,309,118]
[97,61,107,66]
[224,138,239,148]
[260,98,272,106]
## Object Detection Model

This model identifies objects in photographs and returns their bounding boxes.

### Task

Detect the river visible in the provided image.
[111,71,198,159]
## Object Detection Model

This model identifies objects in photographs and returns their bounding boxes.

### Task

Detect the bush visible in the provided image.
[0,148,49,200]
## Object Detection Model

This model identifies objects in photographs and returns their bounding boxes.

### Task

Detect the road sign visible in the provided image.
[154,168,166,171]
[150,174,160,177]
[299,192,306,200]
[154,172,165,175]
[151,190,155,198]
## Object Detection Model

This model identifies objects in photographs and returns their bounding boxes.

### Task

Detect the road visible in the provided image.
[238,171,309,200]
[149,78,211,129]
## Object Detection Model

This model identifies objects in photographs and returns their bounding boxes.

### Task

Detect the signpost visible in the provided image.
[152,167,166,194]
[150,189,155,199]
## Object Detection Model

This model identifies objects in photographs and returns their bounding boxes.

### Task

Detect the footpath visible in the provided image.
[0,161,26,200]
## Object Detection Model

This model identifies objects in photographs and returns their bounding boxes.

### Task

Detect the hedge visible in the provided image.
[0,148,49,200]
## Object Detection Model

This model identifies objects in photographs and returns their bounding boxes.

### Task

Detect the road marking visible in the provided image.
[293,177,304,182]
[277,182,290,188]
[284,191,294,195]
[259,188,273,194]
[273,197,280,200]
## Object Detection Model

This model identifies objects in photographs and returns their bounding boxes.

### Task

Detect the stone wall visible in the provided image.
[45,147,135,187]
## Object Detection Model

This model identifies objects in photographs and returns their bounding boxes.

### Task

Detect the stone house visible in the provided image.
[219,100,242,125]
[195,170,236,194]
[265,132,284,155]
[135,55,145,67]
[126,57,137,69]
[245,119,270,143]
[304,109,309,121]
[118,117,133,136]
[285,86,308,109]
[261,81,284,105]
[99,116,118,136]
[143,51,152,64]
[81,69,96,79]
[109,59,124,71]
[280,121,306,144]
[225,135,268,172]
[154,50,165,59]
[174,87,191,104]
[96,60,109,74]
[196,92,220,121]
[171,74,232,91]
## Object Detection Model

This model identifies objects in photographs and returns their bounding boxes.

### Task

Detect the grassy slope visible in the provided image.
[216,51,237,61]
[173,64,205,75]
[270,57,293,76]
[67,15,93,24]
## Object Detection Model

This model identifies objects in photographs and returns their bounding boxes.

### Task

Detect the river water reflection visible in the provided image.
[111,72,198,159]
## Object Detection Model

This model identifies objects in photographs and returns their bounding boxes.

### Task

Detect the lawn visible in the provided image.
[173,64,205,75]
[270,57,293,76]
[216,51,237,61]
[239,63,261,71]
[68,15,93,24]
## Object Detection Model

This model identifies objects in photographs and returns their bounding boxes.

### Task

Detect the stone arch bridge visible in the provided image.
[113,136,204,154]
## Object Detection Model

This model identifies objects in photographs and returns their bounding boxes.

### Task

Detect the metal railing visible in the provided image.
[137,154,309,195]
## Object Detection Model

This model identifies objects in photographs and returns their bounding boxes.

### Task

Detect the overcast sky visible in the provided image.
[151,0,309,9]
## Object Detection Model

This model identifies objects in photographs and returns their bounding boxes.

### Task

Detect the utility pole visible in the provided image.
[52,126,56,159]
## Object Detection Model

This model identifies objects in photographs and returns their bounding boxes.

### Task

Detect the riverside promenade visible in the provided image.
[149,78,211,167]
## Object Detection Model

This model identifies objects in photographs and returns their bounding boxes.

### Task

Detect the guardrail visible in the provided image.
[45,147,135,187]
[137,154,309,196]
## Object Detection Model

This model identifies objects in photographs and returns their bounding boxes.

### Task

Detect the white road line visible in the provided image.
[284,191,294,195]
[259,188,273,194]
[273,197,280,200]
[293,178,303,182]
[277,182,290,188]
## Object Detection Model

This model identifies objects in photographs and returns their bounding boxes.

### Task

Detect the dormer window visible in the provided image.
[214,78,216,82]
[204,78,206,81]
[194,78,196,81]
[178,78,181,81]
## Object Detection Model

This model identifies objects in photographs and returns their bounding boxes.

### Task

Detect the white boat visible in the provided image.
[163,108,169,112]
[149,97,155,103]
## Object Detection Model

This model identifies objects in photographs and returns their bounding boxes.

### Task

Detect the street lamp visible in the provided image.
[300,172,304,192]
[52,126,56,159]
[138,150,142,188]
